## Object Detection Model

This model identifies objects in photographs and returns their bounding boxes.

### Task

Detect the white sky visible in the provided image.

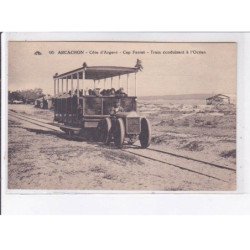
[8,42,237,96]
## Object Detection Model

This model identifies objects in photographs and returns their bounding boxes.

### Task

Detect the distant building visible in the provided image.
[206,94,230,105]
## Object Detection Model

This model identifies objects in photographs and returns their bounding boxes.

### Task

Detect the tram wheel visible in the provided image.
[139,118,151,148]
[114,118,125,148]
[98,118,112,145]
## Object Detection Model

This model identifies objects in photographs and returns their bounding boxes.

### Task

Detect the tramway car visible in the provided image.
[53,60,151,148]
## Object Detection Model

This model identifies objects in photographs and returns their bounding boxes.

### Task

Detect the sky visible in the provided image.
[8,41,237,96]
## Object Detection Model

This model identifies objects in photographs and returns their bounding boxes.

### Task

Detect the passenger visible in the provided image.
[72,92,77,106]
[93,88,101,96]
[115,87,127,97]
[84,88,89,96]
[110,88,116,96]
[100,89,106,96]
[110,98,124,115]
[73,89,83,96]
[88,89,93,95]
[106,89,111,96]
[77,103,83,120]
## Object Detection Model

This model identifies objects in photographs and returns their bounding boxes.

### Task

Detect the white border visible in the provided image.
[1,32,249,214]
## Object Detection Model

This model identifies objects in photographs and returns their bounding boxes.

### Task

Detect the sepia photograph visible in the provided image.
[1,1,250,248]
[7,41,237,191]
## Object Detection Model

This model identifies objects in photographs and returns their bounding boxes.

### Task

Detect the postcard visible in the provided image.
[5,39,236,191]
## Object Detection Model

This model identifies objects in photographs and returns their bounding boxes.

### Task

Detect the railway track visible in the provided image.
[9,111,61,132]
[9,111,235,183]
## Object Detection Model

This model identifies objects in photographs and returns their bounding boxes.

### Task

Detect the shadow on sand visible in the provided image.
[24,127,139,150]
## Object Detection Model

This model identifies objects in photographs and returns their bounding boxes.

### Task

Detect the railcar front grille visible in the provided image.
[126,117,141,134]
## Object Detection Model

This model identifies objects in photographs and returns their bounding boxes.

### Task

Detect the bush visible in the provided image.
[168,119,175,126]
[182,118,189,127]
[181,141,204,151]
[220,149,236,158]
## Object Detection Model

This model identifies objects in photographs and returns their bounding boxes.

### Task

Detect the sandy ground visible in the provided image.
[138,97,236,169]
[8,101,236,191]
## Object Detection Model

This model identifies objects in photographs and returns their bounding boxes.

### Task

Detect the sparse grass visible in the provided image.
[103,173,116,180]
[8,119,21,126]
[156,119,175,126]
[9,109,17,113]
[182,118,190,127]
[90,166,106,174]
[151,136,165,144]
[101,150,143,166]
[181,141,204,152]
[151,134,175,145]
[220,149,236,158]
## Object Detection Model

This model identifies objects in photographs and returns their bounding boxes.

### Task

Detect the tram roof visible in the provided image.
[54,66,139,80]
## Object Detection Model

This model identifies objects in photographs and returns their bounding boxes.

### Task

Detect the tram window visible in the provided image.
[103,97,116,115]
[85,97,102,115]
[121,97,136,112]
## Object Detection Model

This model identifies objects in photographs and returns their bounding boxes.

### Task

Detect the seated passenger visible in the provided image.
[115,87,127,97]
[110,88,116,96]
[63,92,69,97]
[106,89,111,96]
[73,89,83,96]
[93,88,101,96]
[100,89,107,96]
[110,98,124,115]
[77,104,83,119]
[84,88,88,95]
[88,89,94,95]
